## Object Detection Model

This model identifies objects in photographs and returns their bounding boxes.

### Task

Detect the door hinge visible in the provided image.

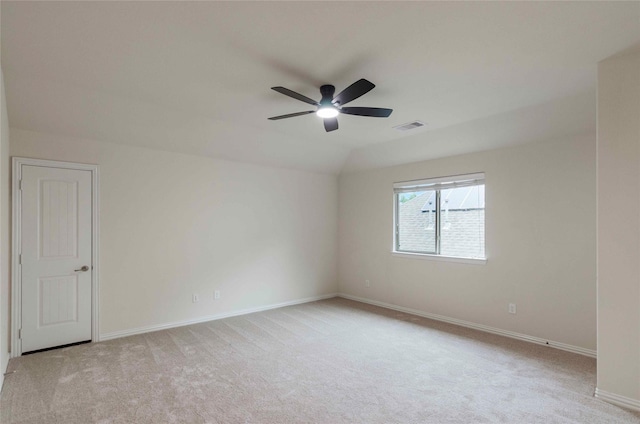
[18,329,21,339]
[18,180,22,190]
[18,254,22,265]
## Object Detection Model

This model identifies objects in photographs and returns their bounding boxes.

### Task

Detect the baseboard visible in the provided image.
[595,388,640,412]
[100,293,338,341]
[99,291,597,359]
[338,293,597,358]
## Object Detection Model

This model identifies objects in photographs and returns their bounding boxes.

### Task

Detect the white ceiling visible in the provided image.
[1,1,639,174]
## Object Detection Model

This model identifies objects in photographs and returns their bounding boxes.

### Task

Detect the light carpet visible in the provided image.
[1,298,639,423]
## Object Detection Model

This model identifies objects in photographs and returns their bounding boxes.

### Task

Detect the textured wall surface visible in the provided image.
[0,69,11,387]
[10,129,338,337]
[597,49,640,403]
[339,133,596,351]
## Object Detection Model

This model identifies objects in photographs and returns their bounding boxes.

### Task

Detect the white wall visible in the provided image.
[338,133,597,351]
[1,70,11,385]
[10,129,338,337]
[597,49,640,404]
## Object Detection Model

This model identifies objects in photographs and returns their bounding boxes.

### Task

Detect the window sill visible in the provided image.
[391,251,487,265]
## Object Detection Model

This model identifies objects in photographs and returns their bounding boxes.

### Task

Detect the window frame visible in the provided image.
[393,173,486,263]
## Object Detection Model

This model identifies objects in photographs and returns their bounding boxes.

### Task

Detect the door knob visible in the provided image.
[74,265,90,272]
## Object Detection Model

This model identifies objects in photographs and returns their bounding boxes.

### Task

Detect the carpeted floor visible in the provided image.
[1,298,639,423]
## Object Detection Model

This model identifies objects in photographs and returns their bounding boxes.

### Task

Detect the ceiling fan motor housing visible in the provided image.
[320,85,336,105]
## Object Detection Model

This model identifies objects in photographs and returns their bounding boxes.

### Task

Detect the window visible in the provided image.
[394,173,485,259]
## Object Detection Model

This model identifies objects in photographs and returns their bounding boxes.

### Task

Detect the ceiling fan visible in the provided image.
[268,78,393,132]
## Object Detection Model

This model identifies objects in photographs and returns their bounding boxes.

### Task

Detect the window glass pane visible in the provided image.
[397,190,436,253]
[439,185,485,258]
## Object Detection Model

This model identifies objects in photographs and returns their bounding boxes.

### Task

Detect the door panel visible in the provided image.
[21,165,92,353]
[39,275,78,326]
[40,179,78,258]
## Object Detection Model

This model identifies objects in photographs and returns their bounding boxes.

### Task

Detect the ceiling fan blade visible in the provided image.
[271,87,319,105]
[268,111,315,120]
[340,107,393,118]
[332,79,375,106]
[323,117,338,132]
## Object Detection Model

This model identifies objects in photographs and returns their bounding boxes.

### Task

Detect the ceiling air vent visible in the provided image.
[393,121,426,132]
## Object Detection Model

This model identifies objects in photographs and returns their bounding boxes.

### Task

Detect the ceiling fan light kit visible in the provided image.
[268,79,393,132]
[316,107,339,118]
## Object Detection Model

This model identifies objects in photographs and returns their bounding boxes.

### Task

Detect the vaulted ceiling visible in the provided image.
[2,2,639,174]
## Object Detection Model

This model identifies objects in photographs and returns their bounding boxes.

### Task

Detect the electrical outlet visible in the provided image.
[508,303,516,314]
[214,290,220,300]
[193,294,199,303]
[365,280,371,287]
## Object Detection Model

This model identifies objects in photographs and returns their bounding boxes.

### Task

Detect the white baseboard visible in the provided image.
[337,293,597,358]
[100,291,597,360]
[100,293,338,341]
[595,388,640,412]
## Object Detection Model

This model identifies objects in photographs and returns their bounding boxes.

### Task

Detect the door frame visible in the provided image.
[11,157,100,357]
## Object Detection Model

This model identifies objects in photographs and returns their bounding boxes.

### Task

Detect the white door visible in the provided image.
[21,165,92,353]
